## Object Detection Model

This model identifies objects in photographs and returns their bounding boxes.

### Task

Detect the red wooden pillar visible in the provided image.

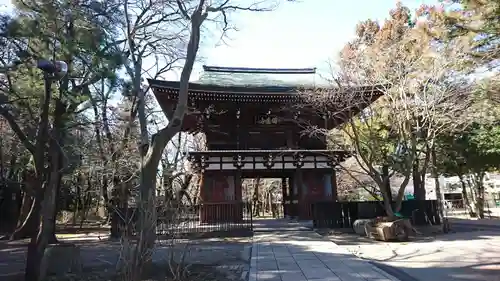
[201,173,237,223]
[301,172,324,220]
[199,173,211,223]
[296,169,305,220]
[212,176,226,202]
[200,173,226,223]
[213,175,228,223]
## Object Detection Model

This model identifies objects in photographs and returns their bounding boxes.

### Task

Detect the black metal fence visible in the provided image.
[111,201,253,239]
[312,200,440,229]
[250,202,285,218]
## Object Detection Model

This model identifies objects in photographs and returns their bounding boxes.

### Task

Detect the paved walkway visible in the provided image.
[249,230,400,281]
[345,229,500,281]
[252,218,313,232]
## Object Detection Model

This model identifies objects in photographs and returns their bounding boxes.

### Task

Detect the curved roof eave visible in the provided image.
[147,79,387,95]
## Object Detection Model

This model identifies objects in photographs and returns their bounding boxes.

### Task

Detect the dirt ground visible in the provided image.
[318,224,500,281]
[0,232,251,281]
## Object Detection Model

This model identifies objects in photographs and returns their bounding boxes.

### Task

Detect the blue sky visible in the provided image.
[0,0,438,81]
[189,0,438,81]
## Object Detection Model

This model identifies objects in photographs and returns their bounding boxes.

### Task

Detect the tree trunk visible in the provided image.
[74,178,82,225]
[109,175,128,239]
[101,175,110,221]
[380,165,397,216]
[132,159,158,276]
[458,175,475,216]
[23,189,44,281]
[46,173,62,244]
[25,141,61,280]
[179,174,193,205]
[194,174,201,205]
[253,178,261,216]
[413,164,426,200]
[382,193,395,218]
[474,175,485,219]
[122,8,206,279]
[476,196,485,219]
[10,172,39,239]
[126,128,178,278]
[382,165,392,202]
[24,74,63,281]
[80,189,92,229]
[431,148,448,232]
[46,94,67,244]
[10,195,38,240]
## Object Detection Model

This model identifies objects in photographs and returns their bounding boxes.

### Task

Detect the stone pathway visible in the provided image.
[249,231,400,281]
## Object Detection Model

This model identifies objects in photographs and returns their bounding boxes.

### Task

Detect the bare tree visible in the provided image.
[298,5,472,218]
[115,0,277,279]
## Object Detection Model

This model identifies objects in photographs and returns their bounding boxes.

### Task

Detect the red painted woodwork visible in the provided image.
[200,175,243,223]
[212,176,228,202]
[304,174,325,200]
[296,173,330,220]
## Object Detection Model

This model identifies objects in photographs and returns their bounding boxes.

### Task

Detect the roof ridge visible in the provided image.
[202,65,317,74]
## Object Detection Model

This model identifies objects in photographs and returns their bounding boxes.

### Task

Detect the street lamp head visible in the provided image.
[37,59,57,73]
[54,60,68,79]
[37,60,68,80]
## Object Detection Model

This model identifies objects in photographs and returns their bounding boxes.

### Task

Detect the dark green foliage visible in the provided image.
[436,123,500,176]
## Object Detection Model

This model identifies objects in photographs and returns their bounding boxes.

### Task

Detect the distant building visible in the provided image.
[390,173,500,208]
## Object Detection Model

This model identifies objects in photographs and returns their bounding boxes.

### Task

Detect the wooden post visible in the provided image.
[296,169,303,219]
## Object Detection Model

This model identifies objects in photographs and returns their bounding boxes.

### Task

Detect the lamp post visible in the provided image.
[26,3,81,280]
[34,59,68,168]
[35,59,68,143]
[24,59,69,281]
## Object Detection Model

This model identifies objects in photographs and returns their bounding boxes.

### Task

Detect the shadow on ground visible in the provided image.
[258,230,499,281]
[252,230,399,281]
[0,234,251,281]
[315,223,500,281]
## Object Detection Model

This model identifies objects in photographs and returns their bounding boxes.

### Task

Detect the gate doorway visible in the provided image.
[242,178,284,219]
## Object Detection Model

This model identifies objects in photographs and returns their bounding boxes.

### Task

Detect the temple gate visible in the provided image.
[150,66,383,232]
